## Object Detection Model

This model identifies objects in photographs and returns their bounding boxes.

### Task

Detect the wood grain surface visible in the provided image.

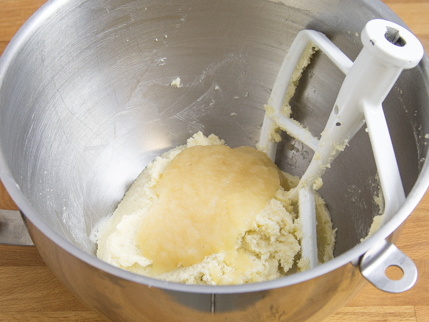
[1,1,428,321]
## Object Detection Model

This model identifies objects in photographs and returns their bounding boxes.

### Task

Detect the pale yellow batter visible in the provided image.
[94,132,335,285]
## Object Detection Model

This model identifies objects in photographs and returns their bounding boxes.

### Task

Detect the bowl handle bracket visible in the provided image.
[359,239,417,293]
[0,209,33,246]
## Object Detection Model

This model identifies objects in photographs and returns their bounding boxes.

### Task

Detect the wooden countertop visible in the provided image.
[1,1,428,321]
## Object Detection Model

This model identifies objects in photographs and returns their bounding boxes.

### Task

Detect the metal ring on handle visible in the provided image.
[360,239,418,293]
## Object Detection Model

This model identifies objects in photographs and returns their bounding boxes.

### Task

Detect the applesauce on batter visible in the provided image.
[94,132,335,285]
[137,145,281,274]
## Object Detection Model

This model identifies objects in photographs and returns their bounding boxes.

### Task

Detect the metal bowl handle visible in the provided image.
[0,209,33,246]
[360,239,417,293]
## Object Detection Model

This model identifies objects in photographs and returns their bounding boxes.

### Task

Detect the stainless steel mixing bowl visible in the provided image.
[1,0,428,321]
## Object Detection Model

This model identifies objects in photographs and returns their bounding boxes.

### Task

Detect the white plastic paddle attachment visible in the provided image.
[259,19,424,269]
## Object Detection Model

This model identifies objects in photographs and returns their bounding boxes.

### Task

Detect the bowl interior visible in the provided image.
[1,0,428,259]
